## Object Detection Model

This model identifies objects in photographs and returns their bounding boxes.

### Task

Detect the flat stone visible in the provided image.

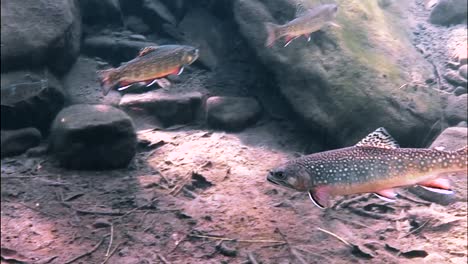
[120,91,203,127]
[206,96,262,131]
[1,128,42,158]
[49,104,137,170]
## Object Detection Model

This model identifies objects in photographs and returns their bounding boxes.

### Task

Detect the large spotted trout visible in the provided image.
[267,128,468,208]
[98,45,199,96]
[265,3,340,47]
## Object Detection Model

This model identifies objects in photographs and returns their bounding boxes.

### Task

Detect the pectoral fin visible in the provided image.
[329,22,341,28]
[308,187,330,209]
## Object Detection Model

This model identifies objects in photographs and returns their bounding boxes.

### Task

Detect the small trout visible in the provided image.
[98,45,199,95]
[267,128,468,208]
[264,3,339,47]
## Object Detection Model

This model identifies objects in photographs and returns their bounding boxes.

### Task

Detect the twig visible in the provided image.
[74,208,123,216]
[275,228,307,264]
[157,254,170,264]
[117,197,159,221]
[101,242,122,264]
[397,193,431,205]
[17,202,58,218]
[170,161,211,196]
[347,207,395,221]
[64,235,108,264]
[402,220,430,238]
[398,83,408,90]
[188,234,285,244]
[1,174,58,179]
[247,252,259,264]
[105,224,114,256]
[316,227,352,247]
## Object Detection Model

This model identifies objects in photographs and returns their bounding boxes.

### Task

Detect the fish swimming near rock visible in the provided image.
[264,3,340,47]
[267,128,468,208]
[98,45,199,96]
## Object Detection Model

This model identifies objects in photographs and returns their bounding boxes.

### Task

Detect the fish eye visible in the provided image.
[275,171,285,179]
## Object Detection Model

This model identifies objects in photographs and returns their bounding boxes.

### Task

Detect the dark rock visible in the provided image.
[25,145,49,157]
[83,35,157,65]
[1,0,81,75]
[79,0,122,25]
[206,96,262,131]
[444,70,467,87]
[178,8,232,70]
[142,0,177,25]
[63,56,122,105]
[124,16,151,34]
[92,218,112,228]
[458,64,467,79]
[233,0,443,147]
[120,91,203,127]
[1,70,65,133]
[1,128,42,158]
[49,104,137,170]
[429,0,467,26]
[454,86,467,96]
[445,94,467,125]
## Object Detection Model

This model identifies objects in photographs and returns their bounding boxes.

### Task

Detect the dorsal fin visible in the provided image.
[355,127,399,149]
[138,46,159,57]
[295,3,308,17]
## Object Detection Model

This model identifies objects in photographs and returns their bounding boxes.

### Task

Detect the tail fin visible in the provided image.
[264,22,279,47]
[97,68,118,96]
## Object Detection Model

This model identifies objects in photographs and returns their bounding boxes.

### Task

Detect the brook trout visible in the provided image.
[98,45,199,95]
[267,128,467,208]
[265,3,339,47]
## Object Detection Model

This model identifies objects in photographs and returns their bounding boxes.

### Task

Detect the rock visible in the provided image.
[63,56,122,105]
[25,145,49,157]
[430,126,467,150]
[1,70,65,133]
[457,121,467,127]
[429,0,467,26]
[1,0,81,75]
[443,70,467,87]
[120,91,203,127]
[83,35,157,65]
[124,16,151,34]
[79,0,122,25]
[1,128,42,158]
[206,96,262,131]
[458,64,467,79]
[453,86,467,96]
[445,94,467,125]
[129,34,147,41]
[453,44,468,65]
[233,0,443,147]
[49,104,137,170]
[92,218,112,228]
[378,0,392,8]
[142,0,177,25]
[178,8,232,70]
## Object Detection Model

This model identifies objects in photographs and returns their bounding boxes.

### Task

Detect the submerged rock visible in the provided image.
[458,64,467,79]
[1,128,42,158]
[1,70,65,133]
[445,94,468,125]
[1,0,81,75]
[79,0,122,25]
[443,70,467,87]
[453,86,467,96]
[234,0,443,146]
[49,104,137,170]
[429,0,467,26]
[206,96,262,131]
[142,0,177,25]
[120,91,203,127]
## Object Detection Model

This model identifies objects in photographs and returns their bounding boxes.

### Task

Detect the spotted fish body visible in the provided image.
[98,45,199,95]
[264,4,339,47]
[267,128,468,208]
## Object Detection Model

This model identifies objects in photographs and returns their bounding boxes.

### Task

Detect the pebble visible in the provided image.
[454,86,467,96]
[458,64,467,79]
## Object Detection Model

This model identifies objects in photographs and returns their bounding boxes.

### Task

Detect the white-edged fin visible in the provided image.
[374,193,396,202]
[328,22,342,28]
[419,186,454,195]
[355,127,400,149]
[117,84,133,91]
[308,191,325,209]
[284,36,299,47]
[177,66,184,75]
[146,79,159,87]
[138,46,159,57]
[307,35,311,42]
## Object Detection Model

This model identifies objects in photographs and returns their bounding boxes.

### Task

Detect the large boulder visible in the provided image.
[206,96,262,131]
[63,56,122,105]
[1,0,81,76]
[79,0,122,25]
[119,91,203,127]
[445,94,467,125]
[234,0,444,147]
[429,0,467,26]
[1,70,65,133]
[49,104,137,170]
[1,128,42,158]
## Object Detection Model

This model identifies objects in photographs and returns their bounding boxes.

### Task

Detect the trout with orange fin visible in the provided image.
[267,128,468,208]
[97,45,199,96]
[264,3,340,47]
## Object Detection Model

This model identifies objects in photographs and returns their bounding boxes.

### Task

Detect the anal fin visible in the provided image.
[374,189,398,202]
[418,178,453,195]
